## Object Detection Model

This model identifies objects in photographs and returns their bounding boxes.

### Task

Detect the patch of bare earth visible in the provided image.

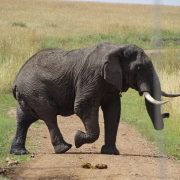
[7,111,180,180]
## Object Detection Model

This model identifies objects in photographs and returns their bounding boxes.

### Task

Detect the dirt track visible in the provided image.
[9,111,180,180]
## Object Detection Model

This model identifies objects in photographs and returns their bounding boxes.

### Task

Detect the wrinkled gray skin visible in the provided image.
[10,43,169,155]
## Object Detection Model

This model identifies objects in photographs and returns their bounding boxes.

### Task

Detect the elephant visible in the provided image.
[10,42,180,155]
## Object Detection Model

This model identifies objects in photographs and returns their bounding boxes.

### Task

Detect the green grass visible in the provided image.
[41,31,180,50]
[121,89,180,160]
[0,176,8,180]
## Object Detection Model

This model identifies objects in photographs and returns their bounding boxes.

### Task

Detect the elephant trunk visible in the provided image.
[145,96,164,130]
[139,70,165,130]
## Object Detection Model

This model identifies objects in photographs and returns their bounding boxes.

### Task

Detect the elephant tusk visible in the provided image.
[143,92,169,105]
[161,91,180,97]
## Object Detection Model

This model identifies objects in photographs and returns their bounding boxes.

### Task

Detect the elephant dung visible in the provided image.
[95,163,108,169]
[81,163,93,169]
[81,163,108,169]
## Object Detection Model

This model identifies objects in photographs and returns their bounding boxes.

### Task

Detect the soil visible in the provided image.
[7,111,180,180]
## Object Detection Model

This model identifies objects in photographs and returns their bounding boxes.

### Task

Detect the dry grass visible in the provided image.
[1,1,180,36]
[149,49,180,116]
[161,71,180,116]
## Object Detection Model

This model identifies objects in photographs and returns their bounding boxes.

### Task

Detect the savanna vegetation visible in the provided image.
[0,0,179,165]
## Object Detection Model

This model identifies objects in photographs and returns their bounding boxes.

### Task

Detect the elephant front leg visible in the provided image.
[74,105,100,148]
[101,96,121,155]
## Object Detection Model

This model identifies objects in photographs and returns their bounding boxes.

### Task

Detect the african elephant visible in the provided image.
[10,43,180,155]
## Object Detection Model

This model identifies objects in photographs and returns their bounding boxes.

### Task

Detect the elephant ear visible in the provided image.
[102,51,123,91]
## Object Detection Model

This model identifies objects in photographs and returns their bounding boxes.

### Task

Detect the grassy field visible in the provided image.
[0,95,16,160]
[0,0,179,165]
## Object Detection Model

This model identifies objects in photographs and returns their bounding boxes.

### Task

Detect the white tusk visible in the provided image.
[143,92,169,105]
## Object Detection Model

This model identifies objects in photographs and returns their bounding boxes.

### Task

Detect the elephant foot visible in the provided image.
[10,146,29,155]
[75,130,86,148]
[101,145,120,155]
[75,130,99,148]
[54,142,72,154]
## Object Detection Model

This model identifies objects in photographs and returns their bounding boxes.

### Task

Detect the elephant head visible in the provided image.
[102,44,180,130]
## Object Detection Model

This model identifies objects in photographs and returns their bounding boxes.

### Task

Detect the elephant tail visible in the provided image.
[12,84,22,101]
[12,84,18,100]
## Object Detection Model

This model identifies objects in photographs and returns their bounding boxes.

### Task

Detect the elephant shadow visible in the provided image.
[65,152,166,158]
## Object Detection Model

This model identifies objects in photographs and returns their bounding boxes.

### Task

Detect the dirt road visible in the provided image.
[8,111,180,179]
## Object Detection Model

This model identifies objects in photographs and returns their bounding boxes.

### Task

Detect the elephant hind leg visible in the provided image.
[10,105,38,155]
[27,95,72,154]
[44,118,72,154]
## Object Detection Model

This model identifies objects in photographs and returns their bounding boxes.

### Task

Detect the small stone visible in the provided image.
[95,164,108,169]
[30,153,35,158]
